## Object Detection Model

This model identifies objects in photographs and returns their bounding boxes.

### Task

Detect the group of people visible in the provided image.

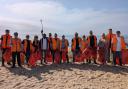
[0,29,127,68]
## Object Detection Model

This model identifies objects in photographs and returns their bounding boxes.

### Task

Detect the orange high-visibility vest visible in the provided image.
[11,38,21,52]
[87,35,97,47]
[112,36,126,52]
[80,40,88,52]
[1,34,12,49]
[60,39,69,52]
[71,37,82,51]
[52,38,60,50]
[106,33,116,41]
[23,39,33,53]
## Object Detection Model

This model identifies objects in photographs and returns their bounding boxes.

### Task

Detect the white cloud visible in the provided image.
[0,0,128,38]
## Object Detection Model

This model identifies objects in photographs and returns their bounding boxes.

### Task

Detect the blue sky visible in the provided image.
[0,0,128,38]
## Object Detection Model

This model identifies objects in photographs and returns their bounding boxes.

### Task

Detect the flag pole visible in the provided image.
[40,19,43,34]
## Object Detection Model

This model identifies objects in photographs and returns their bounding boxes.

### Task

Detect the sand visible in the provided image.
[1,50,128,89]
[0,63,128,89]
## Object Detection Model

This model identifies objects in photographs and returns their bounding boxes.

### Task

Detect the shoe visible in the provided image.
[1,64,5,67]
[7,62,11,65]
[19,65,23,68]
[11,66,15,68]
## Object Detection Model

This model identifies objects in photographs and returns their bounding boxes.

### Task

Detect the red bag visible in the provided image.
[82,48,90,59]
[90,48,97,59]
[3,49,12,62]
[54,51,61,64]
[62,51,67,62]
[20,52,25,64]
[36,51,42,60]
[122,50,128,64]
[98,48,105,64]
[46,51,53,62]
[75,52,84,62]
[28,53,38,67]
[116,50,128,65]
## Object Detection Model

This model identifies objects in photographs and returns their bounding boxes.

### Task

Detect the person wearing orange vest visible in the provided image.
[98,33,109,64]
[87,30,97,64]
[22,35,33,63]
[11,32,22,68]
[106,29,116,62]
[60,35,69,63]
[1,29,12,66]
[80,35,88,52]
[48,33,53,52]
[33,35,39,53]
[71,32,82,62]
[111,31,126,66]
[52,33,60,63]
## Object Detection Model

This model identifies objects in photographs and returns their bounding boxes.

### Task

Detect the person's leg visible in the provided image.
[52,50,55,63]
[73,50,76,62]
[44,50,47,63]
[41,50,43,64]
[17,52,22,67]
[60,51,62,63]
[107,48,110,62]
[25,52,29,63]
[93,48,97,64]
[66,52,69,63]
[12,52,16,68]
[113,51,116,65]
[2,49,6,66]
[118,51,122,66]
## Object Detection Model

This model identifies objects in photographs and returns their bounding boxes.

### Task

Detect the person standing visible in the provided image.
[87,31,97,64]
[1,29,12,66]
[111,31,126,66]
[60,35,69,63]
[71,32,82,62]
[33,35,39,53]
[52,33,60,63]
[11,32,22,68]
[48,33,53,59]
[80,35,88,52]
[98,33,109,64]
[22,35,33,64]
[106,29,116,62]
[40,33,48,64]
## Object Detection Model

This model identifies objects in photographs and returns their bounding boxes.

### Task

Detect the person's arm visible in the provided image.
[67,39,69,47]
[0,36,3,49]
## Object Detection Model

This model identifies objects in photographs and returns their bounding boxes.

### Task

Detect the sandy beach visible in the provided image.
[0,62,128,89]
[0,49,128,89]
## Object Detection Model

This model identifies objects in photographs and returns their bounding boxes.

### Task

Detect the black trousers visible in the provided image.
[113,51,122,66]
[60,51,69,63]
[25,50,30,63]
[12,52,21,67]
[52,50,56,63]
[41,50,47,63]
[73,49,80,62]
[52,50,62,63]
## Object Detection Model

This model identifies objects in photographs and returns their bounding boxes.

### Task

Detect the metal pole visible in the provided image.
[40,19,43,33]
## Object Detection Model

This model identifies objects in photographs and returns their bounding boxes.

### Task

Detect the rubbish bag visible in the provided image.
[54,51,61,64]
[46,50,53,62]
[20,52,25,64]
[62,51,67,62]
[3,49,12,62]
[75,52,84,62]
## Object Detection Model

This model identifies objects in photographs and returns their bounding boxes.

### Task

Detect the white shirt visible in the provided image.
[43,38,47,50]
[116,36,121,51]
